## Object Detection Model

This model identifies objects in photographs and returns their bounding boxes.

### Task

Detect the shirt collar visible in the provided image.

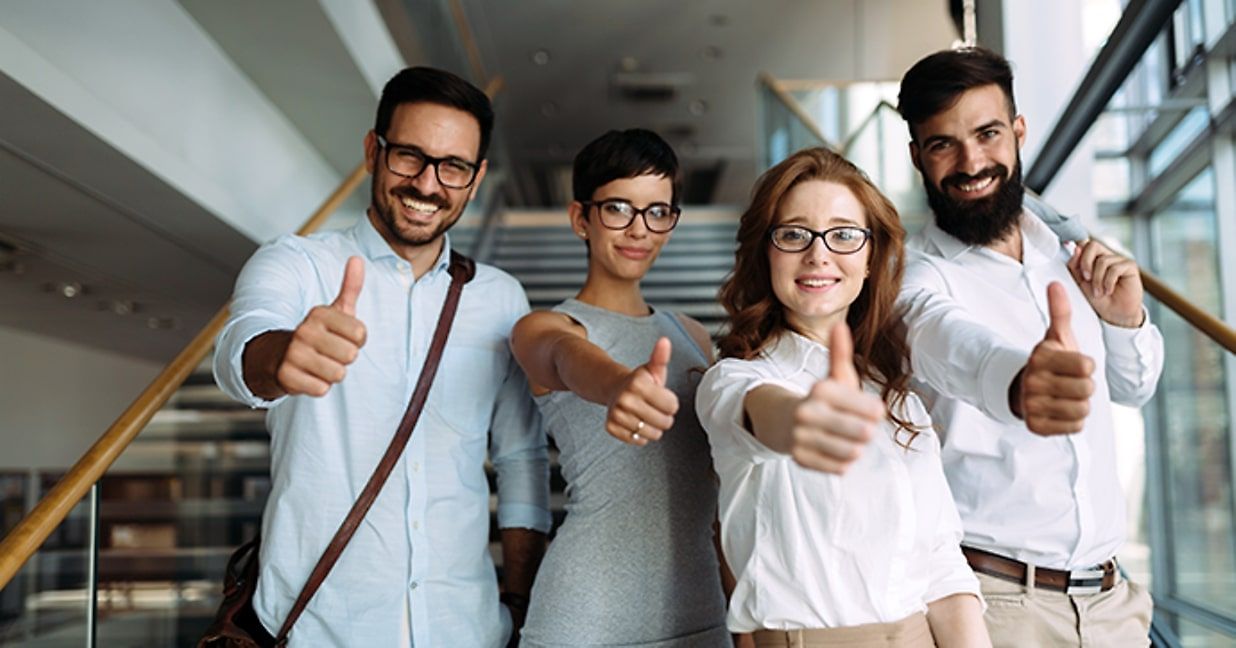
[350,213,454,276]
[921,208,1062,266]
[763,330,830,379]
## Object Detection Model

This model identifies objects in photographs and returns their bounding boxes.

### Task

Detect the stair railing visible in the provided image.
[0,76,506,596]
[758,71,1236,356]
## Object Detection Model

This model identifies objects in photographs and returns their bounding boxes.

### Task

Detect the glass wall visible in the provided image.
[1086,0,1236,643]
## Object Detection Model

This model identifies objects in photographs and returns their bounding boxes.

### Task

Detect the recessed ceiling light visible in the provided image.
[620,56,640,73]
[540,101,559,117]
[689,99,709,116]
[109,300,139,316]
[58,282,85,299]
[146,316,178,330]
[530,49,551,66]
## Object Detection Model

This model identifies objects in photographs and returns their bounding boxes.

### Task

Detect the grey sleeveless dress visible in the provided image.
[520,299,729,647]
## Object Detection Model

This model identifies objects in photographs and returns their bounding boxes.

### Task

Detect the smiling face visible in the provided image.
[768,179,870,341]
[364,101,487,255]
[910,83,1027,246]
[570,173,674,283]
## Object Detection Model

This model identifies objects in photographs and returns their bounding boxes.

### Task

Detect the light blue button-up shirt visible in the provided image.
[213,216,551,647]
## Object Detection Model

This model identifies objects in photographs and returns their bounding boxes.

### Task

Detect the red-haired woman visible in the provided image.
[696,147,990,648]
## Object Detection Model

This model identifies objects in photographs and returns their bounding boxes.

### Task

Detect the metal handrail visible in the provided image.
[760,69,1236,356]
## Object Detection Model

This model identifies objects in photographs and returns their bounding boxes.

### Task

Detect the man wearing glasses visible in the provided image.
[213,67,550,647]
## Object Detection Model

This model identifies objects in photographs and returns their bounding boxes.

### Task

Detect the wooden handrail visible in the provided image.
[0,162,368,590]
[757,71,838,151]
[0,72,506,590]
[758,71,1236,355]
[1142,269,1236,353]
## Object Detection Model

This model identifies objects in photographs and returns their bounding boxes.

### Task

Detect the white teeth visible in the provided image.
[798,278,839,288]
[958,177,994,192]
[400,196,439,214]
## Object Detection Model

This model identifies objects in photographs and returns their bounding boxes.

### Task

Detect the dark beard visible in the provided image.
[370,182,462,246]
[922,158,1025,246]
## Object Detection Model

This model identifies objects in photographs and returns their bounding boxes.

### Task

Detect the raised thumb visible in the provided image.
[646,336,672,385]
[332,256,365,315]
[1045,281,1077,350]
[828,322,860,389]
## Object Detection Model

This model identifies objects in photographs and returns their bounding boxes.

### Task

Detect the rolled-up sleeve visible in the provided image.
[697,358,802,465]
[213,236,310,409]
[1101,309,1165,407]
[489,295,552,533]
[899,259,1028,426]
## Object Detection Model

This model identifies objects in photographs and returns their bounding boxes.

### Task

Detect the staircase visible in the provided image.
[0,211,738,646]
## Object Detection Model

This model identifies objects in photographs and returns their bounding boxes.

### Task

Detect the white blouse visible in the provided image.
[696,332,981,632]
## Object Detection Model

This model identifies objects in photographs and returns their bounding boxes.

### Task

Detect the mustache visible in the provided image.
[942,164,1009,189]
[391,186,449,209]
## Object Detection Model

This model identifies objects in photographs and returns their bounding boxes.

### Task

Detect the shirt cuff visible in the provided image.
[214,315,291,409]
[496,502,552,534]
[1099,306,1151,341]
[978,346,1030,426]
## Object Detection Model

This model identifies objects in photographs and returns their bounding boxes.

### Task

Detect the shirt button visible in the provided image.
[412,521,419,530]
[410,581,418,590]
[412,462,420,472]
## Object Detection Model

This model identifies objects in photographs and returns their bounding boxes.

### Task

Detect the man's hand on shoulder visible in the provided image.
[242,256,368,400]
[1067,239,1145,328]
[1012,282,1095,436]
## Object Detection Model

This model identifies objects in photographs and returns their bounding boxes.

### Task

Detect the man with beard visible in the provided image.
[885,48,1167,647]
[213,67,549,647]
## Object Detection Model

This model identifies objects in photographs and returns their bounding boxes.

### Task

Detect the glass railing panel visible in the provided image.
[0,474,90,647]
[91,392,273,646]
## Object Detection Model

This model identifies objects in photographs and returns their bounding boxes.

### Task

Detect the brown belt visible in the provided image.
[962,546,1117,595]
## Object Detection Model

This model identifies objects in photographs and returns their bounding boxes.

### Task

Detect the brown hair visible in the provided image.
[897,47,1016,142]
[715,147,919,441]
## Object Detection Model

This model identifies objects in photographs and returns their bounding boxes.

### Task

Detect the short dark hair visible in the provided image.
[897,47,1017,141]
[375,67,494,161]
[572,129,680,204]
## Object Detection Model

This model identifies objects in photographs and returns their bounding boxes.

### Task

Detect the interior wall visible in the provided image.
[0,325,161,471]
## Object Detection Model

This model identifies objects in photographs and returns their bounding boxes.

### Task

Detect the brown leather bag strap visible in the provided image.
[275,251,477,643]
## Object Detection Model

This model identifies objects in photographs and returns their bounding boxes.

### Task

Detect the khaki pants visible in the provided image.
[753,612,934,648]
[977,570,1152,647]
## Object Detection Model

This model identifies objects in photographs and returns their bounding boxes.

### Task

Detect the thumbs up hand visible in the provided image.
[276,256,369,397]
[1014,282,1096,435]
[606,337,679,446]
[789,323,886,475]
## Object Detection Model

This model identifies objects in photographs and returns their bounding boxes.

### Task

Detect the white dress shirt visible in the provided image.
[898,211,1164,570]
[696,332,981,632]
[213,217,551,647]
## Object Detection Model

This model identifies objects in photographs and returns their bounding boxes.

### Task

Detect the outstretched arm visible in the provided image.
[742,324,884,474]
[510,311,678,445]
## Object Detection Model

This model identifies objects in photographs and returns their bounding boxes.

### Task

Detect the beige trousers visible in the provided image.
[753,612,934,648]
[978,570,1153,647]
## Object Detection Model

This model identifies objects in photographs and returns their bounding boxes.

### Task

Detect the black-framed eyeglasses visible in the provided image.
[375,135,480,189]
[768,225,872,254]
[581,199,681,233]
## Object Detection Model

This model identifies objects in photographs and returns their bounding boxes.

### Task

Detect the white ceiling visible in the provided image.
[0,0,956,363]
[458,0,958,205]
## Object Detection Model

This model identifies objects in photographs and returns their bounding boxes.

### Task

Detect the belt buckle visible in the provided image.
[1065,568,1105,595]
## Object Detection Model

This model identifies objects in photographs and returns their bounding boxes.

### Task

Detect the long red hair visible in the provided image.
[716,147,918,439]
